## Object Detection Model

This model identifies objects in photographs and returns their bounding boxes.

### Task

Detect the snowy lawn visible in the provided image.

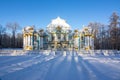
[0,51,120,80]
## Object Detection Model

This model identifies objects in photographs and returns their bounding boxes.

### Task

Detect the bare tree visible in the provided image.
[109,12,120,50]
[16,33,23,48]
[6,22,20,48]
[0,24,6,48]
[88,22,103,49]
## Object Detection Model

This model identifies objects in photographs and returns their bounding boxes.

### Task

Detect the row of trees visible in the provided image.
[0,23,23,48]
[0,12,120,50]
[88,12,120,50]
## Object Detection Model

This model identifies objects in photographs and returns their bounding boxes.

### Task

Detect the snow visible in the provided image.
[0,50,120,80]
[47,17,71,32]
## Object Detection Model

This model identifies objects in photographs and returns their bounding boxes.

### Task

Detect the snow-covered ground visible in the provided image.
[0,51,120,80]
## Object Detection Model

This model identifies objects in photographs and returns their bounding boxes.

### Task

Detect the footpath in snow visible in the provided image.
[0,50,120,80]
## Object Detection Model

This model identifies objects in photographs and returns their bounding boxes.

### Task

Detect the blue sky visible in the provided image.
[0,0,120,31]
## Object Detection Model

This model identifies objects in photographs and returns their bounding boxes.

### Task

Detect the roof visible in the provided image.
[47,17,71,32]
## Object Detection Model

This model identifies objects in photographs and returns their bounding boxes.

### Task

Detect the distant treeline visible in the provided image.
[0,22,23,48]
[0,12,120,50]
[88,12,120,50]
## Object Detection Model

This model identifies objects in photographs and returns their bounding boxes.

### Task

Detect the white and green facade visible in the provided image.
[23,17,94,50]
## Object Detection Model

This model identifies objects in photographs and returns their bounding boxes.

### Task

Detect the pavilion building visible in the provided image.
[23,17,94,50]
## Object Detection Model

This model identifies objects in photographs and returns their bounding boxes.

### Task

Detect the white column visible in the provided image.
[61,34,63,41]
[79,35,81,49]
[66,34,68,41]
[28,35,30,46]
[90,36,92,48]
[31,35,33,46]
[39,36,40,50]
[23,35,26,48]
[54,34,57,41]
[74,37,79,48]
[49,34,51,41]
[89,36,91,47]
[85,37,87,47]
[29,35,31,46]
[40,37,43,48]
[25,36,28,46]
[88,36,90,47]
[92,37,94,49]
[30,35,31,46]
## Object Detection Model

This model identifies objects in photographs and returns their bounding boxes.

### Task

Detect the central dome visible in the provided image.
[47,17,71,32]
